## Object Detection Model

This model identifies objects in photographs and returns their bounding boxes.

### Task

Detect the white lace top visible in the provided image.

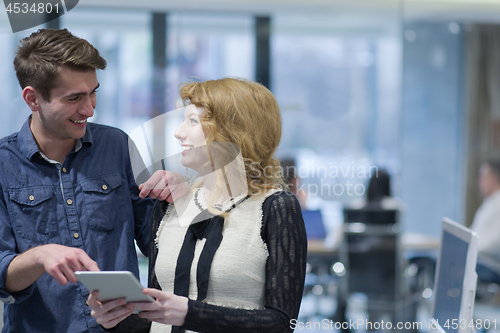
[150,188,278,333]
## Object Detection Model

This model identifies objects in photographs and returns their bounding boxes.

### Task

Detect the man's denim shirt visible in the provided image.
[0,118,153,333]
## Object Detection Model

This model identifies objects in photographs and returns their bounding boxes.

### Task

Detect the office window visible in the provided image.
[156,12,255,158]
[61,8,153,134]
[165,12,255,111]
[272,13,402,207]
[401,21,464,235]
[0,10,37,138]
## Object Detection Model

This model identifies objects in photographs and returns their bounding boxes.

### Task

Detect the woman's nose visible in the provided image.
[174,123,186,141]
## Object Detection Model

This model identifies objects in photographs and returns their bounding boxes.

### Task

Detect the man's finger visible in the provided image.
[88,291,101,307]
[59,264,79,284]
[101,308,134,329]
[138,172,163,198]
[100,298,127,313]
[157,187,172,201]
[170,182,189,202]
[79,255,100,272]
[48,269,69,286]
[67,255,88,274]
[144,180,169,199]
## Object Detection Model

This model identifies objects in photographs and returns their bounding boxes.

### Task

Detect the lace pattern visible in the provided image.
[155,203,175,248]
[148,191,307,333]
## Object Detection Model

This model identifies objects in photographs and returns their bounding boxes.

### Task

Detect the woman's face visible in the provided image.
[174,105,208,171]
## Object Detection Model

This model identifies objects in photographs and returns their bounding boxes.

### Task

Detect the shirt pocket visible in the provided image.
[81,174,125,232]
[8,187,58,242]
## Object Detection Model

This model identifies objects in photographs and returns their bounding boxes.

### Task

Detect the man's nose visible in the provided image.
[80,96,95,118]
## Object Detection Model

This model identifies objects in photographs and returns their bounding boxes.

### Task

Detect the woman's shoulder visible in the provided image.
[262,190,301,209]
[260,190,307,244]
[151,200,170,226]
[260,190,303,225]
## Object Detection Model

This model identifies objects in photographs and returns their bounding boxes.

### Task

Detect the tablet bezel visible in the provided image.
[75,271,154,304]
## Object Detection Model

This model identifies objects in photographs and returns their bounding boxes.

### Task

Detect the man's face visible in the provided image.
[478,164,500,197]
[34,67,99,143]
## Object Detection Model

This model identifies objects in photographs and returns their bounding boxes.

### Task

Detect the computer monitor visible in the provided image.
[431,217,479,333]
[302,210,326,240]
[343,207,398,225]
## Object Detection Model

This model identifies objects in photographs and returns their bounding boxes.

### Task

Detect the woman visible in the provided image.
[89,78,307,333]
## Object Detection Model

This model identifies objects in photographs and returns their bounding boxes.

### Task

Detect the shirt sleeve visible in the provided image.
[181,191,308,333]
[0,186,35,303]
[125,136,154,257]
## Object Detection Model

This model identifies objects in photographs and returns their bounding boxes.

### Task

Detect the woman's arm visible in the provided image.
[148,199,170,290]
[179,191,307,333]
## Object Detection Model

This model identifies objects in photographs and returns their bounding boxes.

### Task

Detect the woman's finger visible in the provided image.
[142,288,171,300]
[127,301,159,312]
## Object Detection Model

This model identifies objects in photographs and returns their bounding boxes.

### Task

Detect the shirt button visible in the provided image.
[73,232,79,239]
[102,185,108,190]
[62,167,67,173]
[67,199,73,205]
[29,195,35,201]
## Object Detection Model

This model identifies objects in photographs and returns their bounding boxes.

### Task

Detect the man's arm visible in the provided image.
[5,244,99,293]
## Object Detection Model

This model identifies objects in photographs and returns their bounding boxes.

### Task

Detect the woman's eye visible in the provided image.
[190,118,198,124]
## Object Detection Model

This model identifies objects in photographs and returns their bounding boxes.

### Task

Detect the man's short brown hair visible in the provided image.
[14,28,107,101]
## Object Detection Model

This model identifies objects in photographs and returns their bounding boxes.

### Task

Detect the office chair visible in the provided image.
[336,207,412,330]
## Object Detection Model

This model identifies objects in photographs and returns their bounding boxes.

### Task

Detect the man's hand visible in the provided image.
[138,170,189,202]
[5,244,99,293]
[88,291,134,329]
[37,244,100,285]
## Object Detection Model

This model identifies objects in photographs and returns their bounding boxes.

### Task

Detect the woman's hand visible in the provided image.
[127,288,188,326]
[88,291,134,329]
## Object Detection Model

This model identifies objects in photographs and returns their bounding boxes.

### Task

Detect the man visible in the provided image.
[470,160,500,282]
[0,28,169,332]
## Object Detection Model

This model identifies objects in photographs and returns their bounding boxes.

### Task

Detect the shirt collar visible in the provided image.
[80,123,93,146]
[18,116,93,160]
[486,189,500,203]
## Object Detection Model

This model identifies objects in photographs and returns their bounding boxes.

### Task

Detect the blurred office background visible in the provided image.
[1,0,500,331]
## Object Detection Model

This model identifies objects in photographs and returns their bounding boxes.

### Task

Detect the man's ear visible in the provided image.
[22,86,41,112]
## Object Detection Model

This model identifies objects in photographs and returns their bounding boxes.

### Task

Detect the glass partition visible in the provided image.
[272,6,402,234]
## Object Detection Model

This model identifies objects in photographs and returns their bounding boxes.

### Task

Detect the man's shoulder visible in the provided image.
[86,123,129,144]
[87,122,127,136]
[0,131,20,151]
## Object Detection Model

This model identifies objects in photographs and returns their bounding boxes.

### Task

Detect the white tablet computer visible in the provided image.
[75,271,154,304]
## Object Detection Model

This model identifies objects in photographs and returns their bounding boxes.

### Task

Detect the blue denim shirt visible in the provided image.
[0,117,153,333]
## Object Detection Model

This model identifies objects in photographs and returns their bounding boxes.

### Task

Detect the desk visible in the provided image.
[305,232,440,326]
[401,233,440,251]
[307,232,440,255]
[308,240,336,255]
